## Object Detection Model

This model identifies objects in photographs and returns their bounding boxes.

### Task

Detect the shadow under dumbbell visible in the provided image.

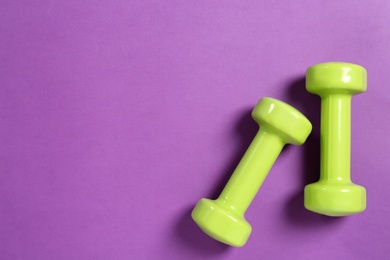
[283,77,344,226]
[208,108,259,199]
[174,108,258,253]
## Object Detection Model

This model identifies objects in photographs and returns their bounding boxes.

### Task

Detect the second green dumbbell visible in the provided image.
[304,62,367,217]
[192,98,312,246]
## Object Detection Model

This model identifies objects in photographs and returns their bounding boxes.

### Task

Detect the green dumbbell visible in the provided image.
[192,97,312,247]
[304,62,367,216]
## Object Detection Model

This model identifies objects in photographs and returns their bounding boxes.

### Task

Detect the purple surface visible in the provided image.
[1,1,389,259]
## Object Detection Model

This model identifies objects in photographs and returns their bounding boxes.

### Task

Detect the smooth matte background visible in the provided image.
[1,1,389,259]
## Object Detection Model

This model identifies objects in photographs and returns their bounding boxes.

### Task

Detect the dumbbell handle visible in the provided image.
[320,94,351,182]
[218,128,284,215]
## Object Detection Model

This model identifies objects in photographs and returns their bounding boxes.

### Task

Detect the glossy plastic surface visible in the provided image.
[192,97,312,247]
[304,62,367,216]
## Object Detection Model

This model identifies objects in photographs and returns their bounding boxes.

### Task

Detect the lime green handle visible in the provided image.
[218,129,284,214]
[320,95,351,182]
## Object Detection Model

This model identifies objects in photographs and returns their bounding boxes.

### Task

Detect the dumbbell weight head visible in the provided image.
[191,198,251,247]
[252,98,312,145]
[305,183,366,217]
[306,62,367,96]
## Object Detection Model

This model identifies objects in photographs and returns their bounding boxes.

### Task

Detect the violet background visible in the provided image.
[1,1,389,259]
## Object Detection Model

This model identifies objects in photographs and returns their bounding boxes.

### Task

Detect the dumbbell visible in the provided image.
[304,62,367,216]
[192,97,312,247]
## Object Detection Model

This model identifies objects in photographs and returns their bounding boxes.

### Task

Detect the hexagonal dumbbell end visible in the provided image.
[304,62,367,216]
[192,98,312,246]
